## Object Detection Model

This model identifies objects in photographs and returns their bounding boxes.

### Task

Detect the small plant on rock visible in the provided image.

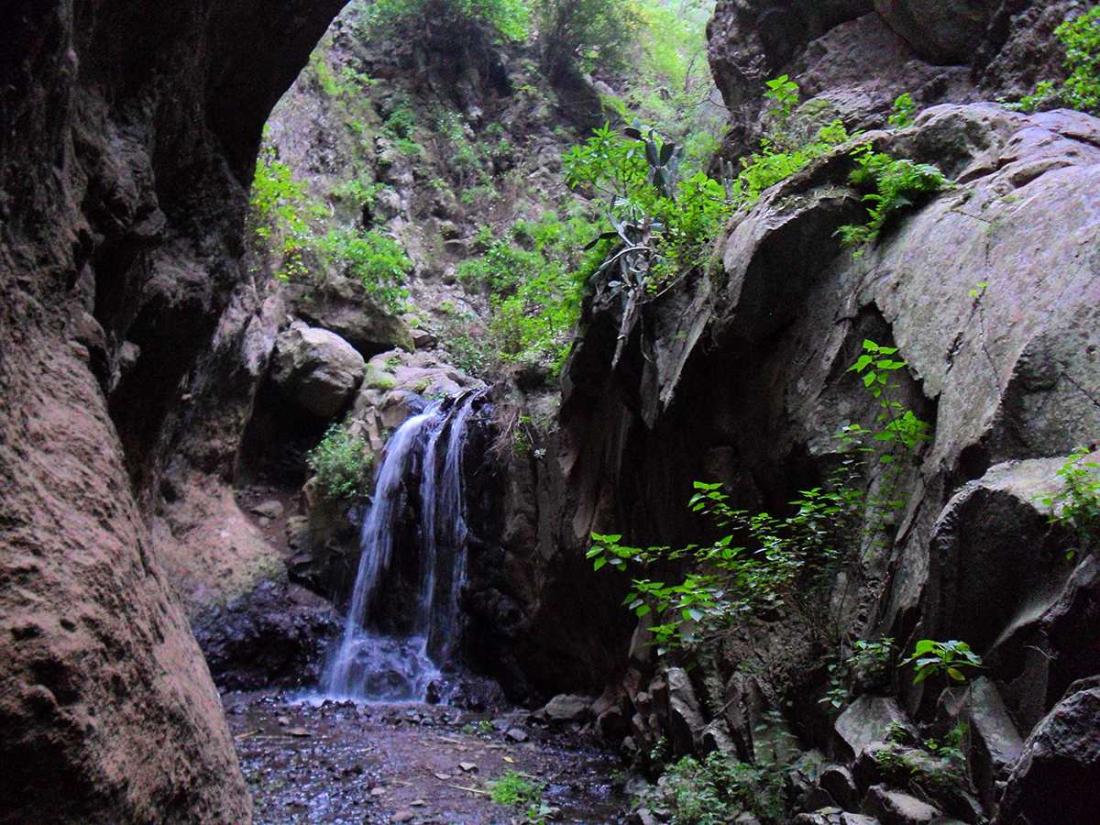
[639,753,786,825]
[307,424,373,501]
[887,92,917,129]
[820,637,895,713]
[1040,446,1100,559]
[837,144,950,250]
[901,639,982,686]
[488,770,550,823]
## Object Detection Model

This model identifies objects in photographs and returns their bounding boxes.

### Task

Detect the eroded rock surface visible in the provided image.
[0,0,345,819]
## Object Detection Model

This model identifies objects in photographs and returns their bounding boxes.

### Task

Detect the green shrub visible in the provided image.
[732,118,850,205]
[836,144,950,249]
[589,342,927,652]
[821,637,895,712]
[1019,7,1100,114]
[317,228,411,315]
[536,0,640,76]
[384,103,418,140]
[453,212,606,377]
[360,0,529,44]
[901,639,982,685]
[250,144,326,243]
[640,753,786,825]
[250,145,410,315]
[563,124,732,291]
[488,770,543,807]
[307,425,373,500]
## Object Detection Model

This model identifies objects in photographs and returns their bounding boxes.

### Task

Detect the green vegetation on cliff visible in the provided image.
[1020,6,1100,114]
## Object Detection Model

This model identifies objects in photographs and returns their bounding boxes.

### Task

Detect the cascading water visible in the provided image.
[323,390,484,701]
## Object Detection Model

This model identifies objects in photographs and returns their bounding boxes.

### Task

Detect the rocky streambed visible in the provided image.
[226,692,629,824]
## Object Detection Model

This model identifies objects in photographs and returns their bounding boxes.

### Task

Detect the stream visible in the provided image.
[227,692,629,824]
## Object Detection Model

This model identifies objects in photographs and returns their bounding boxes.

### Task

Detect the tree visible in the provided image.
[535,0,640,80]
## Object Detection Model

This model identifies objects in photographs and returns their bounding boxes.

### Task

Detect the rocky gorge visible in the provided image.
[1,0,1099,824]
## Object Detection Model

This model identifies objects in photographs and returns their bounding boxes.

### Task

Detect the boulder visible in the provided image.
[251,499,285,520]
[853,743,980,822]
[835,696,913,758]
[272,322,366,418]
[292,276,415,356]
[924,458,1076,655]
[996,678,1100,825]
[794,812,882,825]
[821,763,860,810]
[540,693,593,723]
[964,678,1023,811]
[863,786,942,825]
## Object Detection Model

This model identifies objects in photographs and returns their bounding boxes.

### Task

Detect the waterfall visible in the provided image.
[323,391,484,701]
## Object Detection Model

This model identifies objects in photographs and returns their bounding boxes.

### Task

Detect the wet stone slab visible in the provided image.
[225,691,630,824]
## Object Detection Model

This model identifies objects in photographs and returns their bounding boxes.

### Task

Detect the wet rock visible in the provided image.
[193,580,340,690]
[272,322,366,418]
[996,677,1100,825]
[835,696,913,758]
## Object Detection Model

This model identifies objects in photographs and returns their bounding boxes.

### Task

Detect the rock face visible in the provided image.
[0,0,345,820]
[996,678,1100,825]
[272,322,367,418]
[872,0,990,64]
[547,93,1099,825]
[705,0,1079,155]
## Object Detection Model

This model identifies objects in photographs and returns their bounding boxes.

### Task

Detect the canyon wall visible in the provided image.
[516,1,1100,821]
[0,1,346,820]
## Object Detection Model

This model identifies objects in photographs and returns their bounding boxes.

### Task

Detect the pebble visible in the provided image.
[505,727,528,743]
